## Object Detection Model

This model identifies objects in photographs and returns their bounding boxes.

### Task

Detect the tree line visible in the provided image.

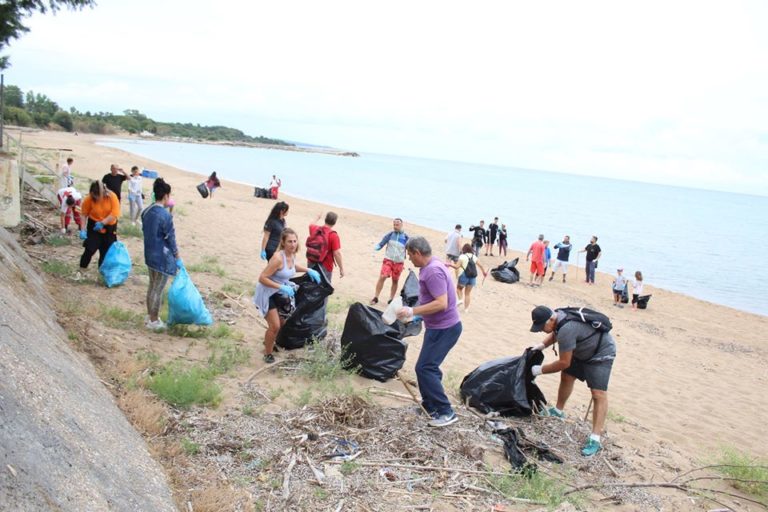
[1,84,294,146]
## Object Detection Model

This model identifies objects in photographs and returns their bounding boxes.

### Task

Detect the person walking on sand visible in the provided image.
[58,157,74,188]
[127,166,144,225]
[541,240,552,283]
[444,224,462,264]
[631,271,644,310]
[526,234,545,286]
[56,185,83,234]
[579,236,602,285]
[141,178,180,331]
[468,221,487,257]
[260,201,289,262]
[447,243,488,313]
[371,218,409,305]
[498,224,508,257]
[79,181,119,270]
[307,211,344,281]
[529,305,617,456]
[549,235,572,283]
[397,237,462,428]
[206,172,221,198]
[612,268,627,307]
[269,174,282,199]
[486,217,499,256]
[253,228,321,363]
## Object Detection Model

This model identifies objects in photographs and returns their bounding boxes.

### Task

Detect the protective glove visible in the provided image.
[531,343,546,352]
[175,258,183,268]
[531,365,543,377]
[79,230,87,240]
[373,243,381,251]
[278,284,295,297]
[260,250,267,260]
[306,268,321,284]
[93,221,104,231]
[396,306,414,321]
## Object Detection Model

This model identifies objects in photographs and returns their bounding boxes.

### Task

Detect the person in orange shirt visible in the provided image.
[79,180,120,269]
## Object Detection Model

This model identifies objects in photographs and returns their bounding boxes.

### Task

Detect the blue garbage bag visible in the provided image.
[168,265,212,326]
[100,241,132,288]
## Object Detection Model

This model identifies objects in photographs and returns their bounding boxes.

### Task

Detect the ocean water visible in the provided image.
[99,139,768,316]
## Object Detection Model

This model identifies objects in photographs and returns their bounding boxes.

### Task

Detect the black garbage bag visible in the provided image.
[491,258,520,284]
[493,427,563,474]
[275,270,334,350]
[196,182,209,198]
[341,303,420,382]
[636,294,652,309]
[254,187,270,198]
[400,269,420,307]
[459,348,546,417]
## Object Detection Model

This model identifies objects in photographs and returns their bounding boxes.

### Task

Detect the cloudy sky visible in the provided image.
[6,0,768,195]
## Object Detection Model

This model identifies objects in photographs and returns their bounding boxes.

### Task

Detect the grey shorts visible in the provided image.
[565,358,614,391]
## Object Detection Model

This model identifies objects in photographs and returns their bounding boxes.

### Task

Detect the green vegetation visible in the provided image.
[45,235,71,247]
[221,281,252,296]
[485,470,581,508]
[714,447,768,500]
[98,306,144,330]
[167,323,242,341]
[607,409,627,423]
[147,362,222,408]
[2,85,293,145]
[207,339,250,376]
[187,255,226,277]
[327,297,357,315]
[339,461,360,476]
[298,340,355,381]
[181,438,201,456]
[118,223,144,238]
[42,259,75,276]
[36,175,55,185]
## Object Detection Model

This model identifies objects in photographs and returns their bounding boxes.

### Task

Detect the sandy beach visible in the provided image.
[11,129,768,509]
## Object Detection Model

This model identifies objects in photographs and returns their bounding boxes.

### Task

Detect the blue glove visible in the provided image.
[79,230,87,240]
[175,258,183,268]
[260,250,267,260]
[373,243,381,251]
[278,284,295,297]
[306,268,321,284]
[93,221,104,231]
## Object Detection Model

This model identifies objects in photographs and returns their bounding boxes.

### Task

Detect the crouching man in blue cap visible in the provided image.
[529,305,617,456]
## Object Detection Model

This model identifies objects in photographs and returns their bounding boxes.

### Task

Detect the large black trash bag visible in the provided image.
[340,303,412,382]
[275,270,334,350]
[459,348,546,417]
[491,258,520,284]
[400,270,420,307]
[493,427,563,474]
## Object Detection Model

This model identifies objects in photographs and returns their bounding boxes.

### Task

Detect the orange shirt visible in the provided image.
[81,192,120,225]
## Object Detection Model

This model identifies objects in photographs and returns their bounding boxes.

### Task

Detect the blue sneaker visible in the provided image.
[581,438,602,457]
[428,412,458,428]
[539,406,565,419]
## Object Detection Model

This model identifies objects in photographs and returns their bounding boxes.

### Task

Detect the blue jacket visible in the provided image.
[142,204,179,276]
[375,231,409,263]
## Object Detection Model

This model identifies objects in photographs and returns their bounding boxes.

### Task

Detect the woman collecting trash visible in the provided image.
[447,243,488,313]
[141,178,180,330]
[260,201,289,261]
[79,180,120,270]
[253,228,321,363]
[206,171,221,198]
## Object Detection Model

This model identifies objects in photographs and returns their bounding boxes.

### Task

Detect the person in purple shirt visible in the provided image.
[397,236,462,428]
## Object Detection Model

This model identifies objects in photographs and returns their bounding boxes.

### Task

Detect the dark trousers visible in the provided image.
[80,220,117,269]
[586,260,597,283]
[415,321,462,417]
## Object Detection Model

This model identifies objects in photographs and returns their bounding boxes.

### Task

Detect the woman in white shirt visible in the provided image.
[128,166,144,225]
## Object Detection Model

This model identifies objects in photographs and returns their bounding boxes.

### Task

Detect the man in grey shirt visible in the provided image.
[528,305,617,456]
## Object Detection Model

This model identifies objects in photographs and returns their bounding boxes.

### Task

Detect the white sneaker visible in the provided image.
[60,228,66,234]
[145,319,167,331]
[456,299,464,307]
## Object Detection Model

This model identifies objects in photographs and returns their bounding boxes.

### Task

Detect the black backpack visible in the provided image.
[464,255,478,278]
[553,307,612,358]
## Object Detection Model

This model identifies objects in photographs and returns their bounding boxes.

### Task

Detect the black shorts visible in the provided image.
[268,293,295,319]
[632,294,639,304]
[564,358,614,391]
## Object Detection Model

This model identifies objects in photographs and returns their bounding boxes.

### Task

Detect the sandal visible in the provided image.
[369,297,379,305]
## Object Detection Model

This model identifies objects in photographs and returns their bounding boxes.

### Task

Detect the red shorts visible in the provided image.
[530,261,545,276]
[380,259,405,280]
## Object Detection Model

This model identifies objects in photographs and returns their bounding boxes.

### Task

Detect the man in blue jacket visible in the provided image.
[371,218,409,305]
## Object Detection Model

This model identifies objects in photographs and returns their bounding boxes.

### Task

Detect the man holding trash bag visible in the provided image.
[528,305,617,456]
[397,236,461,428]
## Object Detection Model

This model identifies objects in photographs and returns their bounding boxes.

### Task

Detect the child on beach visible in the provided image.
[127,166,144,225]
[632,271,644,310]
[612,268,627,307]
[206,172,221,198]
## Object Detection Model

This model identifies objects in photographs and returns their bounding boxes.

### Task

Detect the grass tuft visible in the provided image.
[714,447,768,500]
[147,362,221,408]
[207,339,250,376]
[98,306,144,329]
[485,470,581,508]
[181,438,201,455]
[42,259,75,277]
[298,339,355,381]
[119,223,144,238]
[46,235,71,247]
[187,255,226,277]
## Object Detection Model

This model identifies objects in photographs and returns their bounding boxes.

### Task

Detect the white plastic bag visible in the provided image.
[381,296,403,324]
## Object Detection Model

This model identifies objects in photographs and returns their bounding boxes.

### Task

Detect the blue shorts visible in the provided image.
[458,273,477,287]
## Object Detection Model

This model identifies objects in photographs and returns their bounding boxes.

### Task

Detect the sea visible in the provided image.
[99,138,768,316]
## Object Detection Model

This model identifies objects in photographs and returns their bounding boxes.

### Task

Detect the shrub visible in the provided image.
[715,447,768,500]
[118,223,144,238]
[98,306,144,330]
[147,362,221,408]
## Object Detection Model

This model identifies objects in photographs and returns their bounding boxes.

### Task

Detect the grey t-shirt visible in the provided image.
[554,311,616,363]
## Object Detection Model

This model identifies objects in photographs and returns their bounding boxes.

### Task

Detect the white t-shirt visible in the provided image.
[269,177,280,188]
[633,280,644,295]
[128,175,143,195]
[445,231,461,256]
[57,187,81,213]
[59,163,73,188]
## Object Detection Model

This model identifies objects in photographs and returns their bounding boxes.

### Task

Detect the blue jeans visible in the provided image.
[586,260,597,283]
[416,321,462,417]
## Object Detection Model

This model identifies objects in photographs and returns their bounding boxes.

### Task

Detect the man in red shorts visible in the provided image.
[371,218,409,305]
[526,234,546,286]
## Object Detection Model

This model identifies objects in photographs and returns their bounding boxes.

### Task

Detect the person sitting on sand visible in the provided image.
[206,172,221,199]
[371,218,409,305]
[261,201,289,261]
[253,228,321,363]
[529,305,617,456]
[447,243,488,313]
[79,181,120,270]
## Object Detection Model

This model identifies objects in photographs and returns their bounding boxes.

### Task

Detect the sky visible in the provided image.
[5,0,768,196]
